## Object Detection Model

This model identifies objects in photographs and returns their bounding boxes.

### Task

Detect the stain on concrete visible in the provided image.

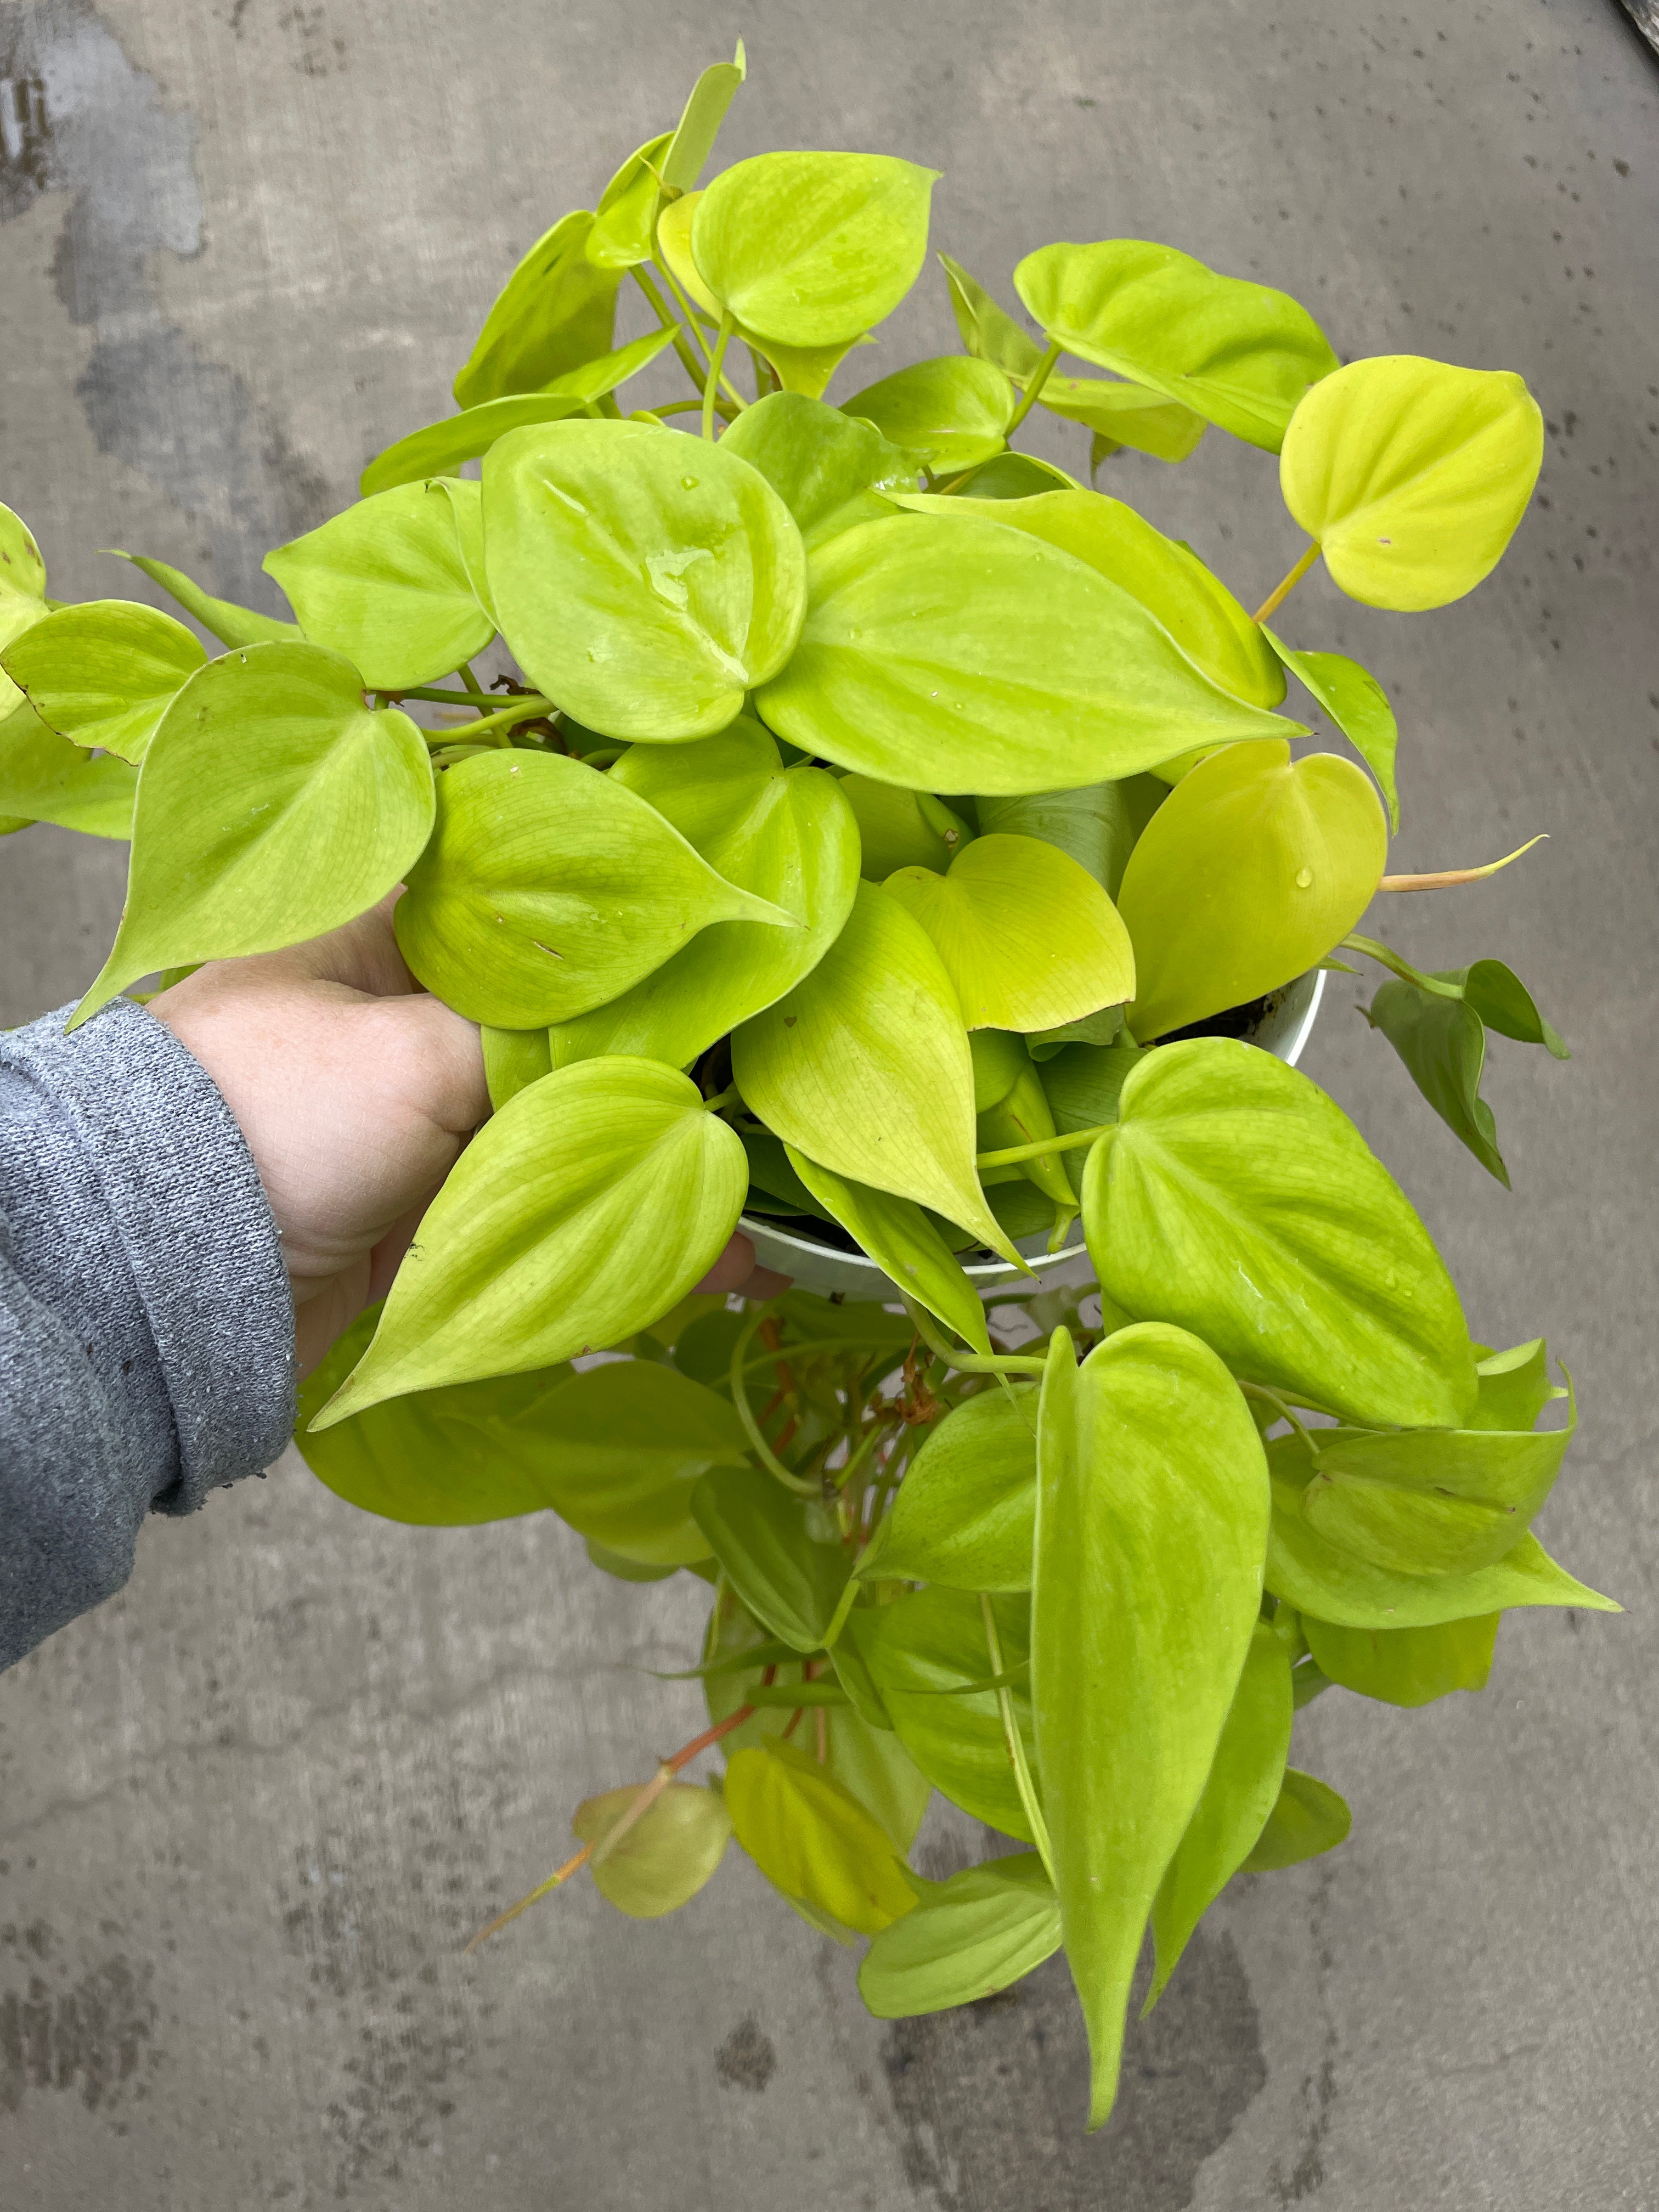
[281,1841,475,2200]
[0,1919,160,2113]
[715,2016,776,2091]
[0,1,330,600]
[879,1926,1267,2212]
[1269,1863,1340,2204]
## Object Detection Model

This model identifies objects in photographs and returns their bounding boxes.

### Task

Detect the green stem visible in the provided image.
[1238,1380,1322,1459]
[976,1119,1113,1170]
[698,1084,740,1114]
[424,695,553,747]
[1342,933,1462,1000]
[651,254,748,414]
[729,1308,820,1497]
[703,311,736,441]
[1252,542,1321,625]
[1004,338,1063,437]
[982,1594,1055,1883]
[901,1297,1047,1378]
[459,663,486,698]
[630,263,712,399]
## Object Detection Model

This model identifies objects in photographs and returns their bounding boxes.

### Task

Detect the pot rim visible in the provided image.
[737,968,1327,1302]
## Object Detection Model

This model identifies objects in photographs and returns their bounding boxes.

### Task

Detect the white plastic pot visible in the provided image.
[739,968,1327,1303]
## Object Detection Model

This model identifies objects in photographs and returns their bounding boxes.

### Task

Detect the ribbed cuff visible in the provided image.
[3,998,296,1511]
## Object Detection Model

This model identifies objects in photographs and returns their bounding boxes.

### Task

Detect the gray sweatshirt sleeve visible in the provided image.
[0,997,296,1672]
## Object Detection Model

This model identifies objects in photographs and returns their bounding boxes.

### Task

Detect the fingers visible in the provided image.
[383,992,490,1137]
[263,891,417,997]
[694,1234,758,1296]
[692,1239,795,1302]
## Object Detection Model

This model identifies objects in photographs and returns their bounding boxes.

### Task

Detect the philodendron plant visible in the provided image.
[0,43,1615,2128]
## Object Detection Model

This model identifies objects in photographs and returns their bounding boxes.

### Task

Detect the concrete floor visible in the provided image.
[2,0,1657,2203]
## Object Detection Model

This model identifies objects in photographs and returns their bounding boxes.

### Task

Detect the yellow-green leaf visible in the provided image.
[1240,1770,1351,1872]
[1279,355,1544,611]
[0,701,137,839]
[1300,1613,1498,1707]
[0,599,205,763]
[264,480,494,691]
[731,880,1021,1265]
[483,419,806,741]
[859,1854,1060,2018]
[842,356,1015,472]
[574,1782,732,1917]
[1084,1039,1477,1428]
[453,208,621,408]
[309,1058,747,1423]
[692,152,939,349]
[73,643,433,1026]
[785,1147,992,1352]
[1014,240,1338,452]
[549,719,857,1068]
[754,512,1301,797]
[395,748,794,1029]
[1034,1324,1270,2126]
[1116,739,1387,1041]
[724,1737,917,1935]
[884,832,1135,1032]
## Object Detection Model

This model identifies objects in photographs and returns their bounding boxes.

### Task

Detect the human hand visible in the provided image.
[151,898,785,1377]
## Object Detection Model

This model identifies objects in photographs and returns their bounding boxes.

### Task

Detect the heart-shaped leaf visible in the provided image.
[573,1781,733,1918]
[659,41,747,195]
[785,1147,991,1351]
[453,208,621,408]
[0,501,49,715]
[1115,739,1387,1041]
[1279,355,1544,610]
[877,1385,1038,1590]
[1279,1377,1576,1575]
[548,720,856,1068]
[1240,1771,1351,1872]
[1014,240,1338,452]
[1263,631,1399,831]
[843,1588,1039,1841]
[1034,1324,1270,2126]
[975,779,1161,901]
[884,832,1136,1032]
[950,452,1080,499]
[897,489,1283,709]
[481,1023,552,1112]
[842,357,1015,472]
[105,551,299,648]
[0,702,137,838]
[731,880,1021,1265]
[362,328,678,496]
[839,776,963,878]
[1038,376,1206,464]
[692,153,939,348]
[297,1311,740,1561]
[753,512,1301,796]
[484,419,806,741]
[1360,946,1569,1189]
[587,131,675,270]
[719,391,918,548]
[658,196,876,400]
[859,1853,1060,2018]
[1,599,205,763]
[73,642,433,1025]
[1300,1613,1498,1708]
[1266,1484,1615,1628]
[309,1057,747,1423]
[1365,981,1510,1186]
[396,747,794,1029]
[938,252,1045,379]
[724,1737,917,1936]
[691,1464,849,1652]
[1083,1039,1476,1427]
[264,481,494,690]
[1148,1622,1292,2009]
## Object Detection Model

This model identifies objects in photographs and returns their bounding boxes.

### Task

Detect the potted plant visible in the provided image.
[0,43,1612,2131]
